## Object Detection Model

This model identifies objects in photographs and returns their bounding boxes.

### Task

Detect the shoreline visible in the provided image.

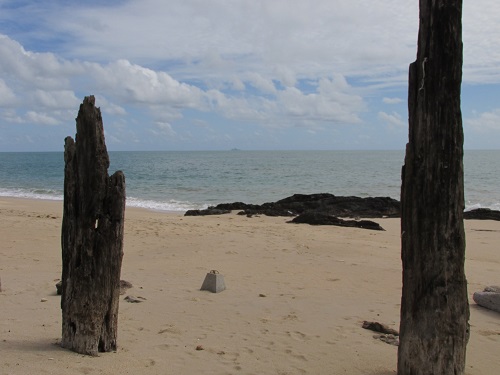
[1,197,499,374]
[1,193,499,216]
[0,196,188,215]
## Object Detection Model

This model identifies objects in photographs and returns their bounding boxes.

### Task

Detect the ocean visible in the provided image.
[0,150,498,212]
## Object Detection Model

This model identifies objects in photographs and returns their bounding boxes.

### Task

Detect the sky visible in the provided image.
[0,0,499,151]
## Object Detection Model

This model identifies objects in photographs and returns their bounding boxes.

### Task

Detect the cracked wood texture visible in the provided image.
[61,96,126,356]
[398,1,469,374]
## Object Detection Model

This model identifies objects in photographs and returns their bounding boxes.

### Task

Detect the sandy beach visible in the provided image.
[0,197,498,375]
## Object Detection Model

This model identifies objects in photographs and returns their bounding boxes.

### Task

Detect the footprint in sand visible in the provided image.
[283,313,299,321]
[158,325,182,335]
[478,330,500,337]
[286,331,309,341]
[78,367,94,375]
[284,349,308,362]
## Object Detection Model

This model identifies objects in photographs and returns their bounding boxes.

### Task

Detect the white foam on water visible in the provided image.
[2,188,499,213]
[0,189,206,213]
[0,188,63,201]
[126,197,207,212]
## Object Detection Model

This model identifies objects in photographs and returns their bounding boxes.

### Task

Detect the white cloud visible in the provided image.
[1,1,500,150]
[246,73,277,94]
[0,35,208,130]
[0,35,79,90]
[0,79,16,106]
[273,66,297,87]
[0,36,84,127]
[463,2,500,82]
[378,111,405,128]
[383,97,403,104]
[277,82,363,125]
[466,109,500,131]
[151,122,176,138]
[4,1,500,88]
[16,1,420,83]
[25,111,60,126]
[89,60,205,108]
[0,30,368,135]
[204,73,364,128]
[32,89,80,109]
[206,89,267,122]
[105,122,142,146]
[1,109,23,124]
[229,76,245,91]
[51,0,494,86]
[95,96,127,116]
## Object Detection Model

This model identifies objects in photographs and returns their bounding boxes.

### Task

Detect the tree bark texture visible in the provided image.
[61,96,126,356]
[398,1,469,374]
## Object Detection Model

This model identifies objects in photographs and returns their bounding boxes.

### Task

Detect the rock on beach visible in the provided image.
[473,286,500,313]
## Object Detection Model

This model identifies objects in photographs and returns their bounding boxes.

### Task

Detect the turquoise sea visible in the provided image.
[0,150,498,212]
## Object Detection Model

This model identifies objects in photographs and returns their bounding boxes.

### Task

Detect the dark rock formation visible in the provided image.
[213,202,258,211]
[374,334,400,346]
[56,280,62,295]
[362,321,399,336]
[239,207,296,217]
[363,320,400,346]
[185,208,231,216]
[289,212,385,231]
[119,280,133,295]
[185,193,400,219]
[124,295,145,303]
[464,208,500,221]
[272,194,400,218]
[184,194,500,228]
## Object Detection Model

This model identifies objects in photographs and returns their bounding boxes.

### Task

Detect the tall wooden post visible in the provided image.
[398,1,469,374]
[61,96,126,356]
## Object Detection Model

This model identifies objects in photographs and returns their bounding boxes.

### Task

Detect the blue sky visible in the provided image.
[0,0,499,151]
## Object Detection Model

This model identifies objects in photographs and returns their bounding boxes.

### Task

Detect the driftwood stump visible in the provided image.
[398,1,469,374]
[61,96,125,356]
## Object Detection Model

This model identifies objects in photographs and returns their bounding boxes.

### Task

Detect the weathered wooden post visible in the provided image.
[61,95,126,356]
[398,1,469,374]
